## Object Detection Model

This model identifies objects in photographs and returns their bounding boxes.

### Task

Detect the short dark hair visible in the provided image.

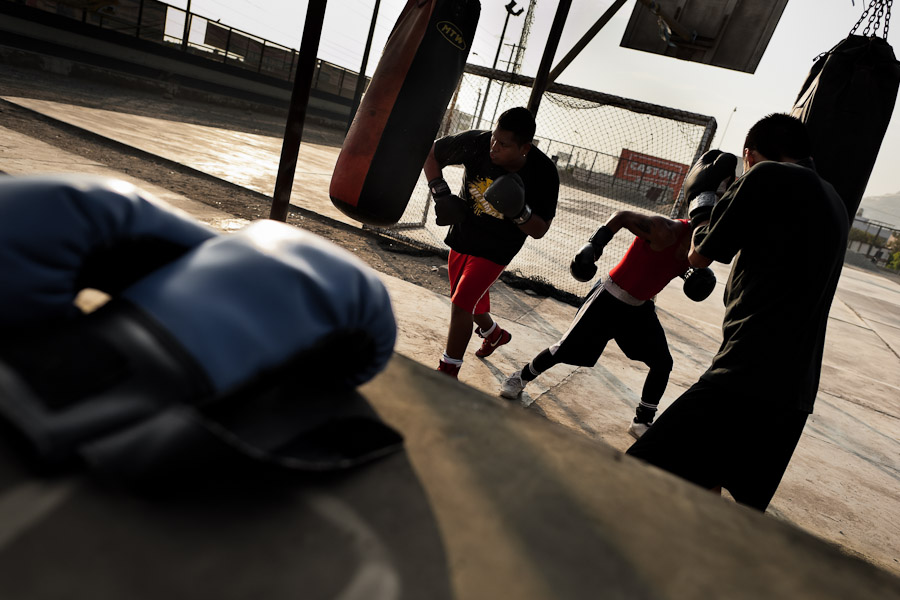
[743,113,811,161]
[497,107,536,145]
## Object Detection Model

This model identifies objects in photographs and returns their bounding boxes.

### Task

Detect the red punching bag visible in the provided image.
[330,0,480,227]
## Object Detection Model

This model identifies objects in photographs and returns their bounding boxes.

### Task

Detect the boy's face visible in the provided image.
[490,127,530,169]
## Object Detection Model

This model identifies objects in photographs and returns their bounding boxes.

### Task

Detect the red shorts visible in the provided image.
[447,249,505,315]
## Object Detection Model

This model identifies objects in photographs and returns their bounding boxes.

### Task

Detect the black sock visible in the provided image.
[520,363,539,381]
[635,405,657,424]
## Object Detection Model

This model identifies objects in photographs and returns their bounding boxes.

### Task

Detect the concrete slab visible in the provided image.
[2,86,899,579]
[2,96,349,226]
[0,124,250,233]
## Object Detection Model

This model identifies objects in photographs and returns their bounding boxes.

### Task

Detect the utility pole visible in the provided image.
[475,0,523,129]
[346,0,382,132]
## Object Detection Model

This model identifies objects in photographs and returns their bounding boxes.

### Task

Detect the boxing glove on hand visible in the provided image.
[429,177,466,226]
[681,267,717,302]
[569,225,614,282]
[684,150,737,226]
[485,173,532,225]
[0,175,217,326]
[570,243,598,282]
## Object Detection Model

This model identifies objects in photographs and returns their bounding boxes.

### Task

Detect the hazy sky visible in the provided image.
[170,0,900,204]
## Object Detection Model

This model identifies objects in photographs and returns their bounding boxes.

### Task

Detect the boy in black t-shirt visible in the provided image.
[627,114,849,511]
[423,107,559,378]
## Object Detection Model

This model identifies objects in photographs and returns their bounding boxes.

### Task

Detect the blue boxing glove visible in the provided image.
[484,173,532,225]
[0,177,398,473]
[0,174,217,326]
[683,150,737,227]
[123,220,396,392]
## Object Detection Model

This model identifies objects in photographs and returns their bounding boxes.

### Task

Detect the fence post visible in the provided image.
[223,27,232,63]
[135,0,144,38]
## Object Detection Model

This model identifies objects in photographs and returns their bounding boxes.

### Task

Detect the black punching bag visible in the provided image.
[330,0,480,227]
[791,32,900,220]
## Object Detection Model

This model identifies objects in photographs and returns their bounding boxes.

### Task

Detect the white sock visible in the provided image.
[479,322,497,337]
[441,353,463,366]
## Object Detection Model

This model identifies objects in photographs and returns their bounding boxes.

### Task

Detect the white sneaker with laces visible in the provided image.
[500,370,526,399]
[628,420,651,440]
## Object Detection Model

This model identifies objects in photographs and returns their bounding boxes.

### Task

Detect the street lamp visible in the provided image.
[475,0,523,129]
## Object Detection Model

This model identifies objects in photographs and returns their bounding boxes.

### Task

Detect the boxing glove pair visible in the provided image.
[0,175,399,477]
[430,173,530,226]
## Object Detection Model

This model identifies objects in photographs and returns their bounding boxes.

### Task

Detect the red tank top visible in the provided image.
[607,219,691,301]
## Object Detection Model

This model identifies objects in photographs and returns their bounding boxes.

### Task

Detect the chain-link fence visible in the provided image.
[371,64,716,301]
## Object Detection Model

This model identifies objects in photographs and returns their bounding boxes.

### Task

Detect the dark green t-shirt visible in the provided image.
[434,130,559,266]
[695,161,849,412]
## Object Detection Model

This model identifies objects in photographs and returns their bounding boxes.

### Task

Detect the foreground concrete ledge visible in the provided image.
[364,355,900,600]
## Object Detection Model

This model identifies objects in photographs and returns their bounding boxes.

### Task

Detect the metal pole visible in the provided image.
[347,0,382,132]
[476,1,522,128]
[547,0,627,84]
[527,0,571,117]
[223,27,233,64]
[135,0,144,38]
[181,0,192,51]
[270,0,328,222]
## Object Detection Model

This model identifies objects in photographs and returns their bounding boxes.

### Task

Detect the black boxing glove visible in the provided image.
[684,150,737,227]
[681,267,717,302]
[484,173,532,225]
[570,225,614,282]
[429,177,466,226]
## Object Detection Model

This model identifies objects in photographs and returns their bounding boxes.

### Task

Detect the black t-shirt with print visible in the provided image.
[433,130,559,266]
[695,161,848,412]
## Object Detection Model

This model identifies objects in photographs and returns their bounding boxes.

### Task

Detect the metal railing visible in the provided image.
[7,0,365,99]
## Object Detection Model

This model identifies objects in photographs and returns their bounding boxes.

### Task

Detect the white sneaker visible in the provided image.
[500,370,526,399]
[628,420,651,440]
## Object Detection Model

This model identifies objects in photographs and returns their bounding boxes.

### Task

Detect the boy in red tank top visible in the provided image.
[500,210,716,438]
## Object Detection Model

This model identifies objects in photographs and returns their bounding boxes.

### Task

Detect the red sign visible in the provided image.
[615,150,689,197]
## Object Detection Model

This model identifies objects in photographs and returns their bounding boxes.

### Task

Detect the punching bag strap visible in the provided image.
[850,0,893,39]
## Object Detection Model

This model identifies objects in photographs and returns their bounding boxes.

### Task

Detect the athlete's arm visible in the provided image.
[689,224,713,267]
[605,211,679,250]
[423,143,442,181]
[518,213,551,238]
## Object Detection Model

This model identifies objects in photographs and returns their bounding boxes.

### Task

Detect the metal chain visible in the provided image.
[885,0,893,37]
[850,0,871,34]
[852,0,893,38]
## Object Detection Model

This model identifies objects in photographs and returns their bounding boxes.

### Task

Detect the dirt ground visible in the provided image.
[0,63,452,298]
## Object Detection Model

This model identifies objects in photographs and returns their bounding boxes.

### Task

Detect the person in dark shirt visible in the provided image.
[423,107,559,378]
[627,113,849,511]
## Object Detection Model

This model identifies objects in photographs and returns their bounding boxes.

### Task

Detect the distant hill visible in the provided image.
[858,193,900,229]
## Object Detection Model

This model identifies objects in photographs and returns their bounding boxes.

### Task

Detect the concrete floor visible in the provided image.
[1,91,898,578]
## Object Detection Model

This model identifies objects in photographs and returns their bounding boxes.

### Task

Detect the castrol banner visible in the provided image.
[615,149,688,199]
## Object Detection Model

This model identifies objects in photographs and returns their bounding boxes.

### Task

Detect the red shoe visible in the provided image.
[475,326,511,357]
[437,360,461,378]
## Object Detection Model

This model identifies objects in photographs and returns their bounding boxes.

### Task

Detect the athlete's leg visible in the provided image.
[615,303,673,437]
[439,251,505,376]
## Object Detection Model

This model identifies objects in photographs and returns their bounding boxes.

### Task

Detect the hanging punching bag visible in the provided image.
[330,0,480,227]
[791,3,900,221]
